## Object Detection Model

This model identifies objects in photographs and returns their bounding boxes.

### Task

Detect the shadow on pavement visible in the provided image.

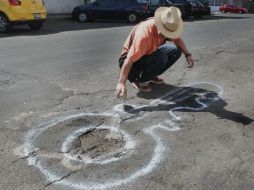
[123,84,253,125]
[0,18,133,38]
[185,14,250,22]
[0,14,251,38]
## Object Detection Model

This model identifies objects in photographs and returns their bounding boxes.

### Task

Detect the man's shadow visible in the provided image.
[123,84,253,125]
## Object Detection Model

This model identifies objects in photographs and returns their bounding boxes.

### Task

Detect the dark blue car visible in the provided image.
[72,0,150,23]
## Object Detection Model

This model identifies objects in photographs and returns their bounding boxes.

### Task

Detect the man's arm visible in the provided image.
[171,37,194,68]
[115,57,133,99]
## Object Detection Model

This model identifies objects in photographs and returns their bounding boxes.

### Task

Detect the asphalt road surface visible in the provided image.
[0,13,254,190]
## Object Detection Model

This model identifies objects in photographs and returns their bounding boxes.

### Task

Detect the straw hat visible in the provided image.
[155,6,183,39]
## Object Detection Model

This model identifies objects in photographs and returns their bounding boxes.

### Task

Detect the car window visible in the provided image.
[137,0,148,3]
[173,0,187,4]
[111,0,125,4]
[150,0,161,5]
[93,0,112,6]
[126,0,133,3]
[165,0,173,4]
[195,0,204,6]
[190,1,198,6]
[93,0,104,4]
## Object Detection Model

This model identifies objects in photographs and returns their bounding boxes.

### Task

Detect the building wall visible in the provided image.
[44,0,84,14]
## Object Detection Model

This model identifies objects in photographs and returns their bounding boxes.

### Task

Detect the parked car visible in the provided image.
[72,0,150,23]
[219,4,247,14]
[188,0,211,18]
[146,0,192,19]
[0,0,47,33]
[167,0,192,18]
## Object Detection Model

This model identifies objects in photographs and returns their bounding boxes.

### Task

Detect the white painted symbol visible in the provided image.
[15,82,223,190]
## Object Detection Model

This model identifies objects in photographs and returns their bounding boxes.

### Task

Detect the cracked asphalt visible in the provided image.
[0,13,254,190]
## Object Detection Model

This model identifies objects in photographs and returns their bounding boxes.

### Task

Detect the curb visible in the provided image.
[47,14,72,20]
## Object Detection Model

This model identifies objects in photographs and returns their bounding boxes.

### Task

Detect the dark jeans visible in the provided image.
[119,44,182,83]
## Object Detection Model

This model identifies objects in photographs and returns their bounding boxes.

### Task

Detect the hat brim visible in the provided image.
[155,7,184,39]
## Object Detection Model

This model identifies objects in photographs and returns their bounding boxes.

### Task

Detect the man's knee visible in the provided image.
[167,47,182,64]
[174,47,182,60]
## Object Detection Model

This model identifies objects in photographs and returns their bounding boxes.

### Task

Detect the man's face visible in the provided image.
[158,31,167,40]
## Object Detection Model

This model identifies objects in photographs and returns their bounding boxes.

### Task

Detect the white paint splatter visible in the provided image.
[18,82,224,190]
[22,112,166,190]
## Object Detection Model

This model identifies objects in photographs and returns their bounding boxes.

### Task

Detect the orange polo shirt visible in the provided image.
[121,18,166,63]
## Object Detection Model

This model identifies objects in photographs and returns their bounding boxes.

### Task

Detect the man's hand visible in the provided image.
[186,55,194,68]
[115,83,127,99]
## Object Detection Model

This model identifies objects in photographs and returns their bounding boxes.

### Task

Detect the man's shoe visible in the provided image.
[150,76,165,84]
[131,82,152,92]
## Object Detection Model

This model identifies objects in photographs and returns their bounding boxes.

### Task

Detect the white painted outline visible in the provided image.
[169,82,223,120]
[22,113,166,190]
[19,82,224,190]
[186,81,224,96]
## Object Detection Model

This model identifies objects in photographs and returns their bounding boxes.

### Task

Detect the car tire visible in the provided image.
[28,21,44,30]
[78,12,88,23]
[0,13,12,33]
[128,12,138,23]
[239,10,243,14]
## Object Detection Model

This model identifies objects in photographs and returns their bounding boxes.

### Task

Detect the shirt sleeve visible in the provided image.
[127,32,150,63]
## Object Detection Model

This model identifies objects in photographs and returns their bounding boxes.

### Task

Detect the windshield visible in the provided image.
[137,0,149,2]
[171,0,187,3]
[165,0,174,4]
[195,0,204,6]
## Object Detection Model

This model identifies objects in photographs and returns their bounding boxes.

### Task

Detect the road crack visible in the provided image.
[44,169,81,188]
[0,151,36,173]
[73,89,115,96]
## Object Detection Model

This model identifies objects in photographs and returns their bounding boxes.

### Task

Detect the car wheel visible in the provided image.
[239,10,243,14]
[28,21,44,30]
[0,13,11,33]
[128,12,138,23]
[78,12,88,23]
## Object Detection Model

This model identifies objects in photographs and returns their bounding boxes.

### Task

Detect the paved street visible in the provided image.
[0,13,254,190]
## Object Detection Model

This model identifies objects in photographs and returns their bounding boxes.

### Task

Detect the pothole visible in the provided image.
[61,124,135,165]
[70,128,126,159]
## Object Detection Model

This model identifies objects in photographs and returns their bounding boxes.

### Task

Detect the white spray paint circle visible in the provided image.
[18,82,223,190]
[22,113,167,190]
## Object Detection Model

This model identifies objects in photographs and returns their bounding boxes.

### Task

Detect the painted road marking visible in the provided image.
[14,82,223,189]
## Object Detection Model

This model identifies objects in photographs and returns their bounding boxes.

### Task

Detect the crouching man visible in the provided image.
[115,6,194,99]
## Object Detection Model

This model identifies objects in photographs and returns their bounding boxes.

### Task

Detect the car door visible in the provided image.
[90,0,112,19]
[224,5,230,12]
[108,0,128,20]
[231,5,238,13]
[228,5,234,12]
[148,0,164,15]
